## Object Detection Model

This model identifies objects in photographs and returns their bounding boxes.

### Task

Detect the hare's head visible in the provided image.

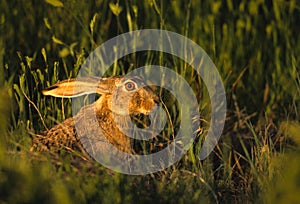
[42,76,159,116]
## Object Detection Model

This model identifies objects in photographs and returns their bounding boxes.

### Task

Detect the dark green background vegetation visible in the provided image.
[0,0,300,203]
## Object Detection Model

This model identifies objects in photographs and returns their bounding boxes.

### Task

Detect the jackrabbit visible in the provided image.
[31,76,160,162]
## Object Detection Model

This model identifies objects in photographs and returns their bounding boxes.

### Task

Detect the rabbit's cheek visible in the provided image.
[110,92,135,115]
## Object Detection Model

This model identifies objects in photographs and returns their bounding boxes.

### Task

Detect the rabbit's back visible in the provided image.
[31,118,81,152]
[32,102,133,157]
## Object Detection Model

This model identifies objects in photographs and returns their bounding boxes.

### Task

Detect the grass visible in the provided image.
[1,0,300,203]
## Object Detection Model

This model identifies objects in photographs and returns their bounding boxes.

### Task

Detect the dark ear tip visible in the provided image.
[43,85,59,91]
[42,85,59,95]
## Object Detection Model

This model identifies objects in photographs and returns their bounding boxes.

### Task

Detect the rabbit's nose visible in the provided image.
[152,94,160,104]
[154,97,160,104]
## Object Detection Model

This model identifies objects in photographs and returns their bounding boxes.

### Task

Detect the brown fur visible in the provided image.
[31,76,159,160]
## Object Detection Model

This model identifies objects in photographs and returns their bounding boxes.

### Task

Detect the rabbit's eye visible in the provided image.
[125,81,136,91]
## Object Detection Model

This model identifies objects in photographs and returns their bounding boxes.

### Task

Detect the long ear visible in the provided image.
[43,77,115,98]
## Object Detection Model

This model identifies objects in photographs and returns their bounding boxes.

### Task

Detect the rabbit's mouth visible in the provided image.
[134,99,159,115]
[142,106,158,115]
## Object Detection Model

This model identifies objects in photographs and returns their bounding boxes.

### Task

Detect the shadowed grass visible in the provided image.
[1,0,300,203]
